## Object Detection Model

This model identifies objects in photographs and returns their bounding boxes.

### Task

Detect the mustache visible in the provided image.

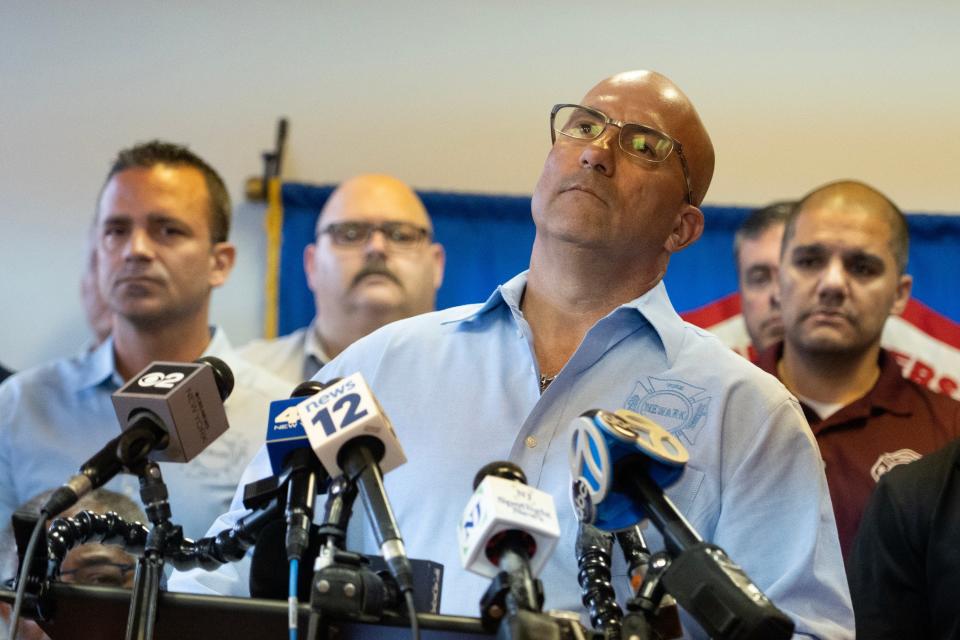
[350,258,402,289]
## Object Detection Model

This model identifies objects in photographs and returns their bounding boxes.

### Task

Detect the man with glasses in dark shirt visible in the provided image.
[239,174,445,384]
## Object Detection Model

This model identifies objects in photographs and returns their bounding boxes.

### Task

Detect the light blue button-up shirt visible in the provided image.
[170,275,853,638]
[0,328,291,539]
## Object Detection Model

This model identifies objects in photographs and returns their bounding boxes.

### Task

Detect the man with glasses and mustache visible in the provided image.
[758,180,960,564]
[239,174,445,385]
[173,71,852,638]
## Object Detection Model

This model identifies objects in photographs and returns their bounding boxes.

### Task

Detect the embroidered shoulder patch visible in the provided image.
[625,377,711,445]
[870,448,922,481]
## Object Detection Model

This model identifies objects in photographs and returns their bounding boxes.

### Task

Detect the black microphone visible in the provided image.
[298,373,415,595]
[264,379,334,562]
[569,409,795,640]
[42,357,233,517]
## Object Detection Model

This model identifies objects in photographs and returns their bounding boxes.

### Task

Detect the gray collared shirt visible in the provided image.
[237,321,328,387]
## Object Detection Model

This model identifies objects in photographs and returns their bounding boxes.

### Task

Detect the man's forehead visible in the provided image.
[791,205,894,246]
[318,188,430,230]
[581,75,680,134]
[741,232,783,260]
[98,165,209,217]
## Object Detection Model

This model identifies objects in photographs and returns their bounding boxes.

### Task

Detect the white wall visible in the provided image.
[2,1,958,370]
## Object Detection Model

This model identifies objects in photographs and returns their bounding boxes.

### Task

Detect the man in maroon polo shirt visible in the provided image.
[760,179,960,562]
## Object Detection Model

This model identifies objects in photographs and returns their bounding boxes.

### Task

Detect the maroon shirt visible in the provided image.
[759,343,960,561]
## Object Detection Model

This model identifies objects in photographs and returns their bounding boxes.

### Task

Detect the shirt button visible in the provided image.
[525,436,538,448]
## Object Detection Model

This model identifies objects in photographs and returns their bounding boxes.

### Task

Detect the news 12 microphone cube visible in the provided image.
[112,361,229,463]
[457,475,560,579]
[569,409,688,531]
[297,372,406,476]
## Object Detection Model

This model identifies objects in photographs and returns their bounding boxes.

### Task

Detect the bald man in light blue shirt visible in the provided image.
[171,71,853,638]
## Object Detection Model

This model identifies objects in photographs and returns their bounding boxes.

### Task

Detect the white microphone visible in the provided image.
[458,461,560,613]
[297,372,413,593]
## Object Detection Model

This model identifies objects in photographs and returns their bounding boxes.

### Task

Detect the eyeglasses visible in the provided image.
[550,103,694,205]
[319,221,432,250]
[60,560,136,587]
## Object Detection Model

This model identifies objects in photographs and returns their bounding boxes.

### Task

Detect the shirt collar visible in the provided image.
[761,343,912,423]
[440,271,680,365]
[74,326,229,392]
[73,336,119,391]
[303,319,331,366]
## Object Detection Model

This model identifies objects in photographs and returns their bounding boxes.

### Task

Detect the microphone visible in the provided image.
[111,356,234,464]
[569,409,795,640]
[297,373,413,594]
[42,357,234,517]
[265,380,334,562]
[457,461,560,612]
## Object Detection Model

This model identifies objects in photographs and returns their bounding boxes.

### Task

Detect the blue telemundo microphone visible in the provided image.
[569,408,688,531]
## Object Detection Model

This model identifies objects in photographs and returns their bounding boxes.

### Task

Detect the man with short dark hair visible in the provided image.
[734,201,793,353]
[759,179,960,561]
[240,174,444,384]
[0,140,289,539]
[174,73,852,638]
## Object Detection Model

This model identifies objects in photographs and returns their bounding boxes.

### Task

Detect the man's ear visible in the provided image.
[430,243,446,290]
[209,242,236,288]
[663,204,704,254]
[890,273,913,316]
[303,243,318,292]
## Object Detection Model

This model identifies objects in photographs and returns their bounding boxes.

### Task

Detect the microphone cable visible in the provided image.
[404,588,420,640]
[288,557,299,640]
[8,510,48,640]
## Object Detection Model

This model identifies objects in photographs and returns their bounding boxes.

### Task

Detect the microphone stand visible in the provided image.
[124,460,178,640]
[307,474,410,638]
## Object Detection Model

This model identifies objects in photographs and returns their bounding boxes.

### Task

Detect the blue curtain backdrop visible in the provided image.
[275,182,960,336]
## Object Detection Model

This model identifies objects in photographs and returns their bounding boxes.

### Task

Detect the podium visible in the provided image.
[1,585,491,639]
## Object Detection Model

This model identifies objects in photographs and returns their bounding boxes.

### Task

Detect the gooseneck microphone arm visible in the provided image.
[576,522,622,637]
[616,456,701,555]
[616,455,795,640]
[46,498,286,576]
